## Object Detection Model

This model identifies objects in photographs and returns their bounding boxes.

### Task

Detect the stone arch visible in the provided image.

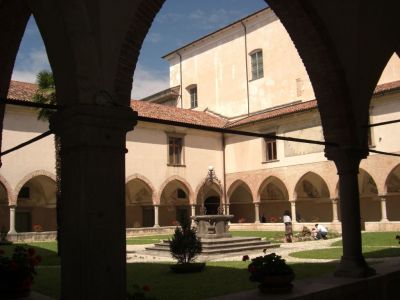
[126,174,156,203]
[114,0,164,103]
[358,168,379,224]
[227,179,254,223]
[158,175,194,205]
[294,171,331,222]
[194,179,223,215]
[125,174,156,228]
[384,164,400,221]
[0,175,13,231]
[0,174,14,206]
[258,176,290,223]
[158,176,193,226]
[14,170,57,232]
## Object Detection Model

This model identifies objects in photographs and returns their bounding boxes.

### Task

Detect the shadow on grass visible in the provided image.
[0,243,59,266]
[31,261,337,300]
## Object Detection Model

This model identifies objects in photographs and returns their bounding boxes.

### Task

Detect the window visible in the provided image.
[264,133,277,161]
[189,86,198,108]
[250,50,264,80]
[168,136,183,165]
[177,188,187,199]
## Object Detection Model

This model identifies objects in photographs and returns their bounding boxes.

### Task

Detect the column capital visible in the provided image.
[325,147,367,175]
[50,105,137,149]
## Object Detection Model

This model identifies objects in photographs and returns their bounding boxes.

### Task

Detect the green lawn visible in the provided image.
[290,232,400,259]
[331,232,400,247]
[33,262,337,299]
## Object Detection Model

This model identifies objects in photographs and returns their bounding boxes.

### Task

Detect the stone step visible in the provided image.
[145,243,279,255]
[152,239,271,250]
[159,236,269,245]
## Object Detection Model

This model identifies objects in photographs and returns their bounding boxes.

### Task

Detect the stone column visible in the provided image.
[254,202,260,223]
[289,200,297,223]
[225,203,230,215]
[190,204,196,226]
[8,205,16,234]
[153,205,160,228]
[50,105,137,299]
[327,148,375,278]
[379,197,389,222]
[331,198,339,222]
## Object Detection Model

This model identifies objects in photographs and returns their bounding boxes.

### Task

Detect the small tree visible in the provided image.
[169,218,202,264]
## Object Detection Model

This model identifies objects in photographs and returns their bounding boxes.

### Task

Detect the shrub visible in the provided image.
[169,218,202,264]
[248,253,294,283]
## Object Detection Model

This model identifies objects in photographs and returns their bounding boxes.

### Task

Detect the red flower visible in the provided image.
[22,279,32,289]
[28,248,36,256]
[142,285,151,292]
[242,255,249,261]
[0,249,4,255]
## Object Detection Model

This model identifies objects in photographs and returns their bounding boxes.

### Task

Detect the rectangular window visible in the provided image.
[251,50,264,80]
[168,136,183,165]
[264,133,277,161]
[190,87,198,108]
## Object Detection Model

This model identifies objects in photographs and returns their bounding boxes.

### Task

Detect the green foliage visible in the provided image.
[169,218,202,264]
[248,253,294,282]
[127,284,155,300]
[32,70,56,121]
[0,246,42,291]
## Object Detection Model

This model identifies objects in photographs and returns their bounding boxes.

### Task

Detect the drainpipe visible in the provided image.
[177,52,183,109]
[222,133,227,214]
[240,21,250,116]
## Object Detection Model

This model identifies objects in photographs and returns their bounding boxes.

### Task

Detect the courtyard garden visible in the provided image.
[1,231,399,299]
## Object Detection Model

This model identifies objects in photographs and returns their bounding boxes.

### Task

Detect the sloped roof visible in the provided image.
[7,81,38,100]
[5,79,400,130]
[131,100,228,128]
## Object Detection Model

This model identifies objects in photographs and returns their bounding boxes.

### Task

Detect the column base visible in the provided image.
[254,221,260,224]
[380,219,389,223]
[7,230,17,235]
[334,256,376,278]
[153,225,160,228]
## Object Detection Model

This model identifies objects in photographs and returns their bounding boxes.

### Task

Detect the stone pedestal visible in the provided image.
[191,215,234,239]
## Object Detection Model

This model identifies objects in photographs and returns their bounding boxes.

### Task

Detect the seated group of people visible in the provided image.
[302,224,328,240]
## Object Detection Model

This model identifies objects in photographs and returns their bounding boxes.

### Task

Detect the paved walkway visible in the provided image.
[126,237,343,263]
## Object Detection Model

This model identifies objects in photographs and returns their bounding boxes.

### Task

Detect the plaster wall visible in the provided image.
[167,9,314,117]
[126,122,224,202]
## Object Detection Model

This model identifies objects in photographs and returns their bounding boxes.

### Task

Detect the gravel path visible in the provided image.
[126,237,344,264]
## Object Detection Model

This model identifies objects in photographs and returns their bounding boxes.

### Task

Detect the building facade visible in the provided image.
[1,8,400,236]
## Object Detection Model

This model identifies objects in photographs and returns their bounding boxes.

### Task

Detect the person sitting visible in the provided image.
[315,223,328,240]
[283,210,293,243]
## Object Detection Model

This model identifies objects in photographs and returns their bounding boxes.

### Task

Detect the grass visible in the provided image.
[331,231,400,247]
[33,261,337,300]
[290,231,400,259]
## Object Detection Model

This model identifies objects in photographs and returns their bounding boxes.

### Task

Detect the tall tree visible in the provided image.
[32,70,61,254]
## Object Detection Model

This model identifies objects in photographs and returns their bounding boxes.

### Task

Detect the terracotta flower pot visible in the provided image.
[258,273,294,294]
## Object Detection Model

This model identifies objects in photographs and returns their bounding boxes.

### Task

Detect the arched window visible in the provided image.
[250,49,264,80]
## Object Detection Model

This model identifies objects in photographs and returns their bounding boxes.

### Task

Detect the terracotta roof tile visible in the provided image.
[5,80,400,129]
[226,100,318,128]
[7,81,38,101]
[131,100,228,128]
[374,80,400,95]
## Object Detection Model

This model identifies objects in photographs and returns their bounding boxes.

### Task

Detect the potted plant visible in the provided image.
[248,253,294,293]
[0,246,42,299]
[169,218,204,273]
